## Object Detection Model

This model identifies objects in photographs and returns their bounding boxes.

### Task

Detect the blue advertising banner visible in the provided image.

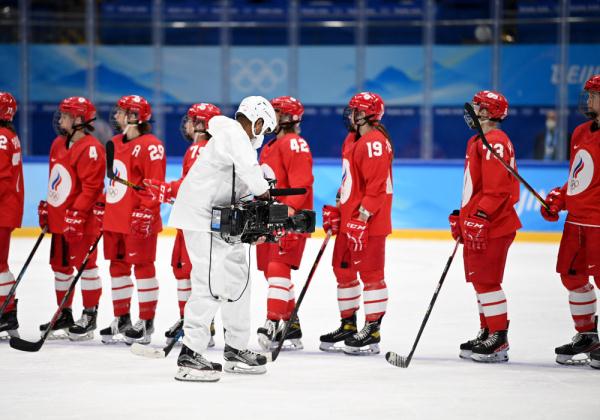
[21,160,568,232]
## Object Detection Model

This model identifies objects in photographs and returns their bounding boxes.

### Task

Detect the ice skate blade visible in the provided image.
[280,338,303,351]
[0,330,19,340]
[319,342,345,352]
[175,367,221,382]
[555,353,590,365]
[43,329,69,340]
[459,349,473,359]
[590,358,600,369]
[257,333,272,351]
[101,333,128,345]
[68,331,94,342]
[224,361,266,375]
[343,343,380,356]
[471,350,509,363]
[125,335,152,346]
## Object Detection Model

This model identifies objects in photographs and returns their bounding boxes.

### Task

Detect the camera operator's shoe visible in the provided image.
[223,344,267,374]
[175,344,222,382]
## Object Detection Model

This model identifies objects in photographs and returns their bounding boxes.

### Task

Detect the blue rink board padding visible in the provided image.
[21,160,568,232]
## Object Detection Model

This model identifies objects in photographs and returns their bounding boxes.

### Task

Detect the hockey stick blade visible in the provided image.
[463,102,550,211]
[385,351,409,368]
[9,337,44,352]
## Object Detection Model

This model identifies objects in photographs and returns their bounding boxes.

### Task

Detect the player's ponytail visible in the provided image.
[0,120,16,134]
[373,121,394,157]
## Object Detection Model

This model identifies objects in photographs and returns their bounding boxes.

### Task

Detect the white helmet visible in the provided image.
[235,95,277,149]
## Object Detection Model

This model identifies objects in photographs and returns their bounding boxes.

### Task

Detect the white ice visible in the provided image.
[1,237,599,420]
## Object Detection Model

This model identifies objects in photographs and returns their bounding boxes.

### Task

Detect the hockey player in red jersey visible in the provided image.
[319,92,393,355]
[38,96,105,340]
[540,74,600,368]
[140,102,221,345]
[0,92,24,339]
[100,95,166,345]
[450,90,521,363]
[255,96,314,351]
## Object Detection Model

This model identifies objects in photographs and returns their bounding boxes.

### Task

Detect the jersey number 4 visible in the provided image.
[290,138,309,153]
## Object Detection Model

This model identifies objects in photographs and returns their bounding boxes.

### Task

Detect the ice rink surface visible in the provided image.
[1,236,599,420]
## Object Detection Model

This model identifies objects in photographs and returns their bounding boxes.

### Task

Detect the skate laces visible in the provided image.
[132,319,145,332]
[74,313,91,328]
[354,323,374,341]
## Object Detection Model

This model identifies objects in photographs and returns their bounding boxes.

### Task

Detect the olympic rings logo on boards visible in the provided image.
[231,58,287,93]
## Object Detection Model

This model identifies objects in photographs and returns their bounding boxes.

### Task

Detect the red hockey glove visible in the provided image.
[38,200,48,228]
[139,178,176,204]
[130,207,154,238]
[540,187,565,222]
[92,201,105,225]
[63,209,86,243]
[346,218,368,252]
[322,205,340,235]
[448,209,462,242]
[279,232,301,253]
[463,214,489,251]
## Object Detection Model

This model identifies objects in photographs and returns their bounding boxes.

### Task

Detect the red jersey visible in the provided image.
[460,129,521,238]
[0,127,23,228]
[564,120,600,226]
[259,133,314,211]
[46,135,105,235]
[182,140,208,177]
[338,130,393,236]
[104,133,166,234]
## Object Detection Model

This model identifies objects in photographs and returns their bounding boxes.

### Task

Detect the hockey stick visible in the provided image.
[0,226,48,319]
[105,140,144,191]
[131,327,184,359]
[385,239,460,368]
[464,102,550,211]
[9,233,103,352]
[270,231,332,362]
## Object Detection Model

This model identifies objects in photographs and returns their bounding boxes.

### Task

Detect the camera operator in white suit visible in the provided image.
[168,96,276,382]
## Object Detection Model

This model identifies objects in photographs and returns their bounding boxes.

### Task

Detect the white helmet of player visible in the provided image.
[235,96,277,149]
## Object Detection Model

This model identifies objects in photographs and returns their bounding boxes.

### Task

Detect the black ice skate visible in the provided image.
[257,319,279,351]
[589,348,600,369]
[0,300,19,339]
[68,306,97,341]
[39,307,74,339]
[343,319,381,355]
[471,330,509,363]
[319,314,357,352]
[555,330,600,365]
[165,318,184,345]
[100,313,132,344]
[459,328,489,359]
[175,344,222,382]
[276,318,303,351]
[223,344,267,374]
[125,319,154,345]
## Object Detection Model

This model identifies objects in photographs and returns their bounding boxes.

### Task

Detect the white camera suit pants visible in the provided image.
[182,230,252,354]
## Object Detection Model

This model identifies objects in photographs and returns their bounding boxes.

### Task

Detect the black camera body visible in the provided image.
[211,200,316,244]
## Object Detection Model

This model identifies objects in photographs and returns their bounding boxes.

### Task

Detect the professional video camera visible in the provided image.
[211,186,316,244]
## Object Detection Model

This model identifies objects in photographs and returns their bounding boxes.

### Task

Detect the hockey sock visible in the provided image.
[266,262,292,321]
[568,283,597,332]
[336,277,361,320]
[81,267,102,308]
[137,276,159,320]
[110,276,134,317]
[54,271,74,308]
[475,285,508,333]
[477,298,487,329]
[363,274,387,322]
[177,278,191,318]
[283,283,296,321]
[0,271,16,312]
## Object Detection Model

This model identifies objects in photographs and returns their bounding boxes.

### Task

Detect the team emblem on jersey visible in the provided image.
[339,159,353,204]
[461,162,473,208]
[261,163,276,181]
[47,163,73,207]
[567,149,594,196]
[106,159,128,204]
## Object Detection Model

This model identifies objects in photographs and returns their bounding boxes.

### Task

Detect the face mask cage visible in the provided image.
[579,90,600,120]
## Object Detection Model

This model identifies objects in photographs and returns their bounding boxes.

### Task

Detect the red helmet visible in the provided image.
[348,92,385,121]
[584,74,600,93]
[271,96,304,122]
[473,90,508,121]
[117,95,152,122]
[187,103,221,128]
[59,96,96,121]
[0,92,17,122]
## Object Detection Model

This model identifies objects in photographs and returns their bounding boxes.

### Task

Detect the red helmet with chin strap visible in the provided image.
[187,103,221,128]
[473,90,508,121]
[271,96,304,122]
[59,96,96,121]
[585,74,600,93]
[348,92,385,121]
[117,95,152,122]
[0,92,17,122]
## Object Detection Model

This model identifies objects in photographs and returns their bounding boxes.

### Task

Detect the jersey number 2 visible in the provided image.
[148,144,165,161]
